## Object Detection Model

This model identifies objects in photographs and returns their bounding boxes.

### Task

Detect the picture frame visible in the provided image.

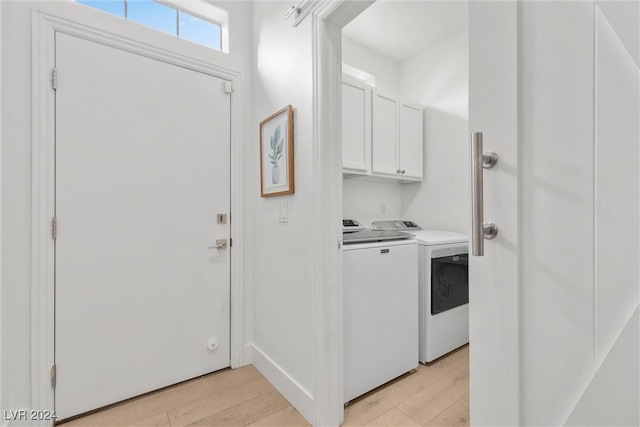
[259,105,294,197]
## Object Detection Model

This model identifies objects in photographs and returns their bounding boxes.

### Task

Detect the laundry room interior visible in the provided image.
[341,2,469,234]
[339,1,472,422]
[1,0,638,426]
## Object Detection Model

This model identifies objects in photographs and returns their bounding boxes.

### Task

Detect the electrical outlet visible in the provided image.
[380,202,386,215]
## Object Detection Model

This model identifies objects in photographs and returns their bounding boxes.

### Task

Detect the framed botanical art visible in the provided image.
[259,105,294,197]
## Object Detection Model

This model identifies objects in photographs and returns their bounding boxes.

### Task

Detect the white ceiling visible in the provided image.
[342,1,469,62]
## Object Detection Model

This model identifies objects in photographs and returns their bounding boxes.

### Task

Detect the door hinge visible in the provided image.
[52,217,57,240]
[230,238,233,247]
[51,365,57,388]
[51,68,57,90]
[224,81,234,94]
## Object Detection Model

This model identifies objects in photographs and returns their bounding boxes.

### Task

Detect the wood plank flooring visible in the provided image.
[58,345,469,427]
[343,345,469,427]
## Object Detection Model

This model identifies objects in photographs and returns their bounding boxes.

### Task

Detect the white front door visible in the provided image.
[54,33,232,420]
[470,2,639,426]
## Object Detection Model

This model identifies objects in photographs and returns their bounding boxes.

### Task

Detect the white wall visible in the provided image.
[249,2,316,422]
[400,107,468,233]
[401,30,468,120]
[400,31,469,233]
[342,179,402,227]
[0,1,255,422]
[1,2,33,416]
[342,36,400,96]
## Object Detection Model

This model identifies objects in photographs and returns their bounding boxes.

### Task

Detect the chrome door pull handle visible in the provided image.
[209,239,227,249]
[483,152,498,168]
[471,132,499,256]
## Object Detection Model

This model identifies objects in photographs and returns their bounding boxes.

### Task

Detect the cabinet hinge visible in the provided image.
[230,238,233,247]
[52,217,57,240]
[224,81,234,94]
[51,365,57,388]
[51,68,57,90]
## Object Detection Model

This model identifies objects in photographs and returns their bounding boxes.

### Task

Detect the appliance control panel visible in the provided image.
[371,220,422,231]
[343,219,365,232]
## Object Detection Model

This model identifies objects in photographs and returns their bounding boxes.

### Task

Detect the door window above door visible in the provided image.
[76,0,224,51]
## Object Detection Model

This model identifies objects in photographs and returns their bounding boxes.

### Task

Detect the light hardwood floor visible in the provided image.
[58,345,469,427]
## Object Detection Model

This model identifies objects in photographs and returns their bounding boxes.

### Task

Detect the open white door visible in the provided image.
[55,33,232,420]
[468,2,519,425]
[470,2,639,425]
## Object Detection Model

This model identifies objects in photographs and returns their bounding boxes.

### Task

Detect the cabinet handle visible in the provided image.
[402,170,406,174]
[396,169,401,174]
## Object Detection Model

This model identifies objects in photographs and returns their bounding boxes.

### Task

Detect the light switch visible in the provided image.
[279,203,289,223]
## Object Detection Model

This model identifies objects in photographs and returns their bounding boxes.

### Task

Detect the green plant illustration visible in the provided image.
[269,124,285,184]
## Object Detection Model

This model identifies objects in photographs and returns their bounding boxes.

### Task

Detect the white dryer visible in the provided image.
[372,220,469,363]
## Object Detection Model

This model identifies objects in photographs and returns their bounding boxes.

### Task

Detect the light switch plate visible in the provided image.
[279,203,289,223]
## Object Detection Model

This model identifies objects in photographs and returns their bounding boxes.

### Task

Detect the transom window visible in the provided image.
[76,0,225,51]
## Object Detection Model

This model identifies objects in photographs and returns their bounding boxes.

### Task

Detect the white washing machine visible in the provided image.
[373,220,469,363]
[342,219,419,402]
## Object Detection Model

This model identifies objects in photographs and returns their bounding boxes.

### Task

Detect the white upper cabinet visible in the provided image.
[398,101,424,180]
[371,91,400,176]
[371,90,423,181]
[342,81,423,182]
[342,75,372,175]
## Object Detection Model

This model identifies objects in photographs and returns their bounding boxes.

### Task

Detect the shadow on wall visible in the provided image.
[401,107,469,234]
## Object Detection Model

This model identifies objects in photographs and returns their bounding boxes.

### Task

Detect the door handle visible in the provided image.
[209,239,227,250]
[471,132,498,256]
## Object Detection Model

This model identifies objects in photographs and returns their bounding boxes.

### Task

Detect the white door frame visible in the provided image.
[308,2,373,425]
[30,5,246,423]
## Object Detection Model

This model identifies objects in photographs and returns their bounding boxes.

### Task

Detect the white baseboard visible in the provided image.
[241,344,253,367]
[249,344,314,424]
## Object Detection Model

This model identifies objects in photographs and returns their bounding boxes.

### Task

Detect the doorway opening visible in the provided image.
[338,1,471,424]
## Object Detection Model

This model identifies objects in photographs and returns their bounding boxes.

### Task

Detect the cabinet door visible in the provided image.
[342,77,371,175]
[399,101,423,180]
[371,90,399,177]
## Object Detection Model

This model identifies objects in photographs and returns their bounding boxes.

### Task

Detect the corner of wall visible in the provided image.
[249,1,316,421]
[249,344,314,424]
